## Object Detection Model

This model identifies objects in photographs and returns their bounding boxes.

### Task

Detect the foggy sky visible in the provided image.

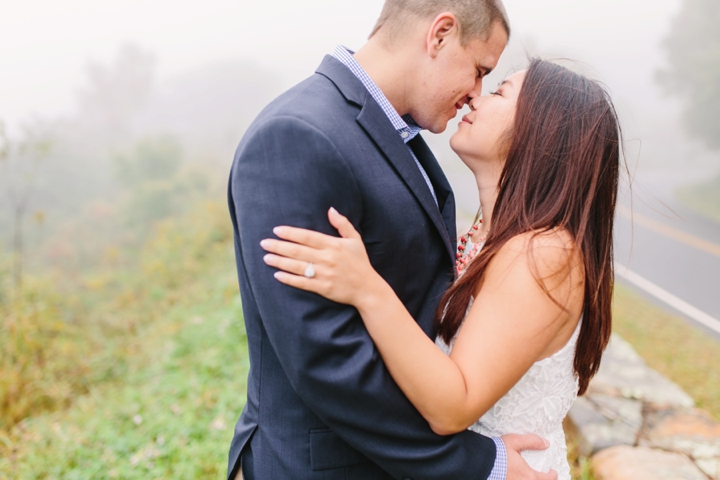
[2,0,681,133]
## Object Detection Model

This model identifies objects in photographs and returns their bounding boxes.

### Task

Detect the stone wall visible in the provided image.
[565,335,720,479]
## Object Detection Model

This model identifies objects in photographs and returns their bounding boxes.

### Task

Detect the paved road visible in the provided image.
[614,192,720,340]
[444,163,720,340]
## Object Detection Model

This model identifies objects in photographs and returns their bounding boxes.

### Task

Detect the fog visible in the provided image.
[4,0,716,157]
[0,1,687,131]
[1,0,718,262]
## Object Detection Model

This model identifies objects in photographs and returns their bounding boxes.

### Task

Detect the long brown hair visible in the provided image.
[436,59,621,395]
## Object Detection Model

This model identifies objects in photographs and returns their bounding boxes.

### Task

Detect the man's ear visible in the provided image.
[426,12,460,58]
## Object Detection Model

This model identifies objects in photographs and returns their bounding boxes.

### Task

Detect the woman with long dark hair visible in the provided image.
[259,59,621,478]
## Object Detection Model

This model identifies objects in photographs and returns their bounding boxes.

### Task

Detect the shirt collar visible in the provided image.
[333,45,423,144]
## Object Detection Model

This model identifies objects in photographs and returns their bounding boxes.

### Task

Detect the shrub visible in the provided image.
[0,199,233,439]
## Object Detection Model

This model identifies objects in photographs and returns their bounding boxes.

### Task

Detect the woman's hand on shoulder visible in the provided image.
[261,208,388,308]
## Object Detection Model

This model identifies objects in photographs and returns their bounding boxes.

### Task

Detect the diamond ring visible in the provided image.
[304,262,316,279]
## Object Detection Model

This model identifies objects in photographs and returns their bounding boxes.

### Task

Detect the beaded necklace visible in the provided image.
[455,207,489,277]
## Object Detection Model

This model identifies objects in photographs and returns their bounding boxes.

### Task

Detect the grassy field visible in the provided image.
[0,200,247,479]
[0,275,246,479]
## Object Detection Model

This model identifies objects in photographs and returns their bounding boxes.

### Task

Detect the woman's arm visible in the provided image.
[262,208,584,435]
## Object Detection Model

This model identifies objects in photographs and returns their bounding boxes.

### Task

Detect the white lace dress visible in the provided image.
[435,310,581,480]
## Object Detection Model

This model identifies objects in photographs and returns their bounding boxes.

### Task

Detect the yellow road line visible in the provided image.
[617,205,720,259]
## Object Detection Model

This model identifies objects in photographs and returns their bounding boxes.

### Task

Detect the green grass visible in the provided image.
[567,432,595,480]
[612,283,720,420]
[0,197,237,433]
[0,259,246,479]
[0,199,248,479]
[676,173,720,223]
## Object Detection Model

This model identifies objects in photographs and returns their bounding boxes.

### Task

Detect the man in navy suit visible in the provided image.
[227,1,557,479]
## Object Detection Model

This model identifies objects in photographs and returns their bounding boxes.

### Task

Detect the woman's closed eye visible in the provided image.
[489,90,501,96]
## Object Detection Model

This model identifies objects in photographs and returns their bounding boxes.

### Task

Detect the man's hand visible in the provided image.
[502,434,558,480]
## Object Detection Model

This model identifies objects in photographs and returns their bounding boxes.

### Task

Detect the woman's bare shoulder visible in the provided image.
[491,228,583,292]
[497,228,576,261]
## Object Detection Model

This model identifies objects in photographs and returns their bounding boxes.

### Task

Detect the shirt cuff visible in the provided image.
[488,437,507,480]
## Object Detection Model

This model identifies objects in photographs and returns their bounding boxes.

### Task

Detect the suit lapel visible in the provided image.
[357,103,455,263]
[408,136,457,247]
[316,55,456,264]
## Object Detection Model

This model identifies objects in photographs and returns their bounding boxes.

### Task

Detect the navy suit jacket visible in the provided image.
[227,55,497,480]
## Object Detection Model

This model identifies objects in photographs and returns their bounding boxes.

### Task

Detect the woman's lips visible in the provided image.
[461,115,473,124]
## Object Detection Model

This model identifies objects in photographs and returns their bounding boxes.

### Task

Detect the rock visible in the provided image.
[591,394,644,429]
[644,408,720,479]
[589,335,695,408]
[568,396,608,428]
[566,395,642,455]
[592,445,707,480]
[696,458,720,479]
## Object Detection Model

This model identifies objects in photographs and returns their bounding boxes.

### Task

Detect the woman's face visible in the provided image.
[450,69,527,168]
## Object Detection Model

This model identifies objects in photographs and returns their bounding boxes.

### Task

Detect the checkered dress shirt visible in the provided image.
[332,45,508,480]
[333,45,437,206]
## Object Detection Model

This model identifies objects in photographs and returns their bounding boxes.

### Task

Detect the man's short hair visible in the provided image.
[370,0,510,45]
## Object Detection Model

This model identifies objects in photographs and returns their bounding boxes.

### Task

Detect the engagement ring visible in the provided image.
[304,263,315,279]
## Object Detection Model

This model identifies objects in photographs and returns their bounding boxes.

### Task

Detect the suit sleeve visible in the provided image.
[230,115,497,480]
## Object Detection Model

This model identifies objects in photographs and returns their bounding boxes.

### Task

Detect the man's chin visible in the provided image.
[426,122,448,135]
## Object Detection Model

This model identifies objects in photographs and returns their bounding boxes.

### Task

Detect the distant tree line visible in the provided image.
[657,0,720,152]
[0,43,282,296]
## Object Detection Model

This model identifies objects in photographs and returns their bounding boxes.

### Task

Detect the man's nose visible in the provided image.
[469,77,483,100]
